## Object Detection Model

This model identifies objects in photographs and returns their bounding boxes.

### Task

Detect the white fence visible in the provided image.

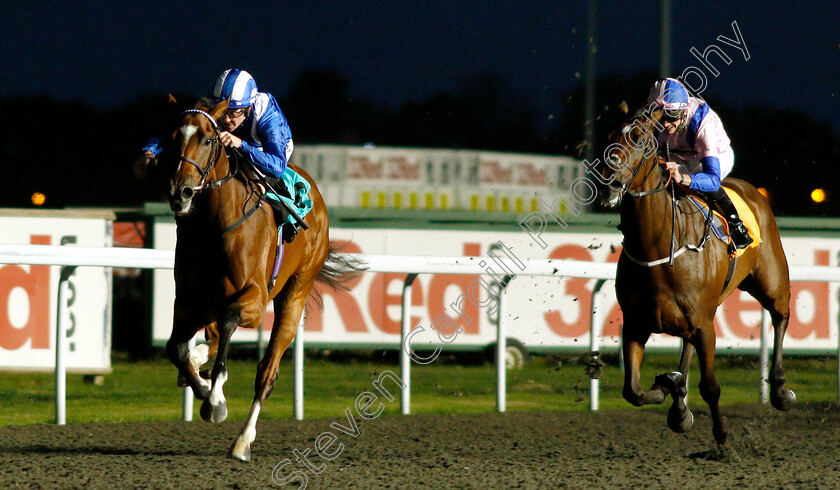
[1,243,839,424]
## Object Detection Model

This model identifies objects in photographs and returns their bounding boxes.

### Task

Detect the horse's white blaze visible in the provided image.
[208,369,228,407]
[180,124,198,141]
[177,125,198,175]
[188,343,210,372]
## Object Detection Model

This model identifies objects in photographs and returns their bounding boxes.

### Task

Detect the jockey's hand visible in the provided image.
[134,150,157,179]
[658,156,682,184]
[220,131,242,149]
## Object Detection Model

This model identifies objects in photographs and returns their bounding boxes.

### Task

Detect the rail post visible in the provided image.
[759,308,770,404]
[55,265,77,425]
[589,279,607,412]
[400,274,418,415]
[294,315,305,420]
[496,276,514,413]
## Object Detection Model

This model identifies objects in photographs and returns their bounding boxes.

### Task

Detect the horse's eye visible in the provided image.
[204,138,212,146]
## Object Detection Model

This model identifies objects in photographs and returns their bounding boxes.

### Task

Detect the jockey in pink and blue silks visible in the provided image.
[649,77,753,249]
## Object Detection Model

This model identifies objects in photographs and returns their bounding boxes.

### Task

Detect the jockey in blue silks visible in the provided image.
[141,69,293,180]
[649,77,753,250]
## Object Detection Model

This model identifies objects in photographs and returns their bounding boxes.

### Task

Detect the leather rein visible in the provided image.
[178,109,235,192]
[618,138,714,268]
[177,109,261,233]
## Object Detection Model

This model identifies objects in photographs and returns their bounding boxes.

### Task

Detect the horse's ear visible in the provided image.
[210,99,229,120]
[168,93,178,106]
[618,100,629,115]
[650,107,664,121]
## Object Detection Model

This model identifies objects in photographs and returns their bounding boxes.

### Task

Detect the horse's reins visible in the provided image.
[176,109,288,290]
[177,109,261,233]
[178,109,235,192]
[619,133,715,268]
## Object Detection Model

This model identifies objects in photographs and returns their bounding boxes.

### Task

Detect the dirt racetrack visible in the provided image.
[1,402,838,488]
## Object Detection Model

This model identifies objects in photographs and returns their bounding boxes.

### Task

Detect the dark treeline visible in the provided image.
[2,69,838,216]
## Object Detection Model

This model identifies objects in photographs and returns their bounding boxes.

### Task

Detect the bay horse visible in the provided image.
[162,97,359,461]
[597,105,796,447]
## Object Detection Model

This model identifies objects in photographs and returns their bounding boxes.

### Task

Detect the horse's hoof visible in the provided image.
[200,399,228,423]
[177,375,187,387]
[771,388,796,411]
[667,407,694,433]
[654,371,683,395]
[200,400,212,422]
[713,423,728,446]
[231,443,251,463]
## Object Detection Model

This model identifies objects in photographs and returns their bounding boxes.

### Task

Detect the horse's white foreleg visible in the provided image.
[231,401,262,462]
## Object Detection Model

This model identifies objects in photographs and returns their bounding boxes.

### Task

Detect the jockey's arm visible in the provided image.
[687,156,721,192]
[239,109,291,178]
[686,120,724,192]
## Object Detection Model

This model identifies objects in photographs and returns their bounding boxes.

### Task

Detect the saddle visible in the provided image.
[685,186,760,257]
[262,174,309,243]
[231,149,312,244]
[228,149,315,291]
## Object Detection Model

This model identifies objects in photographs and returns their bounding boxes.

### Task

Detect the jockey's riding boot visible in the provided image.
[706,188,753,249]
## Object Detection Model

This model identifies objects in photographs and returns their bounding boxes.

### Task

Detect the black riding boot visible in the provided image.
[705,188,753,249]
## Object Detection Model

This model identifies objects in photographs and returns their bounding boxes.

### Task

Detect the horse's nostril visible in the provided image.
[181,186,194,200]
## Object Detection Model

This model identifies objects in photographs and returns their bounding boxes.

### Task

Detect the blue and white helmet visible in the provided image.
[213,69,258,109]
[647,77,689,117]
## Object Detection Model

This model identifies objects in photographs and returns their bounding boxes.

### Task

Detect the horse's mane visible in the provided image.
[194,97,214,110]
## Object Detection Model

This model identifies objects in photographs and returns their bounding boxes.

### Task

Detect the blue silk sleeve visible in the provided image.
[688,156,721,192]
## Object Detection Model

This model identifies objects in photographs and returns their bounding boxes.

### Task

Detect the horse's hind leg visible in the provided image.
[231,274,315,462]
[739,274,796,410]
[767,309,796,410]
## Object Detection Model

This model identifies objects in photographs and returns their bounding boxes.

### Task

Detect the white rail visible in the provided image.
[1,243,839,424]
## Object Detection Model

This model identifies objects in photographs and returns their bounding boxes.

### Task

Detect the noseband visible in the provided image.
[178,109,231,192]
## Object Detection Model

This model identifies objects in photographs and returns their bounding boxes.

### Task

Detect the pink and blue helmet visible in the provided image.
[647,77,689,117]
[213,69,258,109]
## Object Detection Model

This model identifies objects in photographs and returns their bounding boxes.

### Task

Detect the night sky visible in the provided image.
[2,1,838,135]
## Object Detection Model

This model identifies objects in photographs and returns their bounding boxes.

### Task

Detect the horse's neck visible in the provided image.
[621,159,674,252]
[203,156,249,228]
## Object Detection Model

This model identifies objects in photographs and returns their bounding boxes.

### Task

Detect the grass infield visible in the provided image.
[0,352,836,426]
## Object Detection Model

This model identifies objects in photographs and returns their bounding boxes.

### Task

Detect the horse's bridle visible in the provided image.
[178,109,233,192]
[614,127,669,199]
[615,128,716,267]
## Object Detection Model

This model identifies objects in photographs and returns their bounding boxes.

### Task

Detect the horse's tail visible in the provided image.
[310,243,368,309]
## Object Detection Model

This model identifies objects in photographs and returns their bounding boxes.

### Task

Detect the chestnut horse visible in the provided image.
[162,98,359,461]
[597,106,795,447]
